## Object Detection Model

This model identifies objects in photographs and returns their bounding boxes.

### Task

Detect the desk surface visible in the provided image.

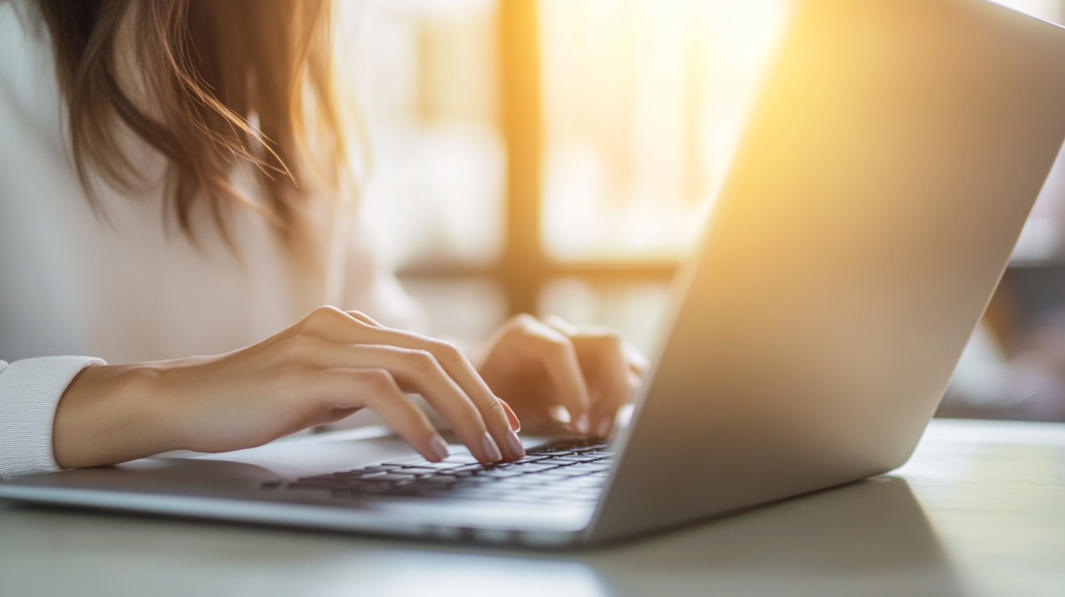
[0,419,1062,597]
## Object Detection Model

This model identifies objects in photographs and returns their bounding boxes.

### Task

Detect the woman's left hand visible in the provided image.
[476,314,647,437]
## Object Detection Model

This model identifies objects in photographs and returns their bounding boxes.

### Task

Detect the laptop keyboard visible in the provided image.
[264,438,612,504]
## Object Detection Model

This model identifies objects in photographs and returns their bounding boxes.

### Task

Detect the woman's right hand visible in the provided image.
[53,306,524,470]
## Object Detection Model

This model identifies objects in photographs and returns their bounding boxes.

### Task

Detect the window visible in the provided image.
[347,0,1065,422]
[344,0,793,354]
[338,0,507,346]
[536,0,790,354]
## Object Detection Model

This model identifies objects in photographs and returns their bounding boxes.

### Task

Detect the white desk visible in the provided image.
[0,419,1062,597]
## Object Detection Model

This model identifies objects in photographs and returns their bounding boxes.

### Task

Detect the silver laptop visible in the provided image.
[4,0,1065,548]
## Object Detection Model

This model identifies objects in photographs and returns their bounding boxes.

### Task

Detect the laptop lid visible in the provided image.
[589,0,1065,542]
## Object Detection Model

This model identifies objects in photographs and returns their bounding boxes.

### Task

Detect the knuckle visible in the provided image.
[429,340,465,365]
[309,305,342,321]
[406,349,438,373]
[514,314,549,337]
[311,305,353,327]
[513,313,539,329]
[347,310,378,327]
[587,331,623,350]
[540,333,574,355]
[360,368,398,394]
[299,306,342,332]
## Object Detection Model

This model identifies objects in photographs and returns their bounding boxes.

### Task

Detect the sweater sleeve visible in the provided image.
[0,356,106,478]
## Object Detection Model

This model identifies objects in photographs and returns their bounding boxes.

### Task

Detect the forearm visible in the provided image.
[53,363,183,469]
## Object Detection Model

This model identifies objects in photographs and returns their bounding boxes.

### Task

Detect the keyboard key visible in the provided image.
[366,473,417,483]
[479,469,524,479]
[331,485,391,496]
[394,467,445,475]
[326,471,392,481]
[454,474,495,483]
[492,476,555,487]
[511,455,553,464]
[553,455,608,464]
[399,462,463,471]
[419,475,458,484]
[356,465,405,472]
[508,463,561,474]
[446,464,486,475]
[558,478,606,489]
[285,482,336,490]
[539,467,591,477]
[384,454,478,466]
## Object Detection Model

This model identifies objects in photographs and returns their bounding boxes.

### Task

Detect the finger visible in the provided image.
[512,316,591,432]
[627,369,643,391]
[313,368,449,463]
[542,316,634,436]
[572,334,630,437]
[299,307,522,460]
[279,334,505,463]
[499,399,520,432]
[544,315,648,379]
[543,314,580,336]
[622,340,650,376]
[346,310,385,328]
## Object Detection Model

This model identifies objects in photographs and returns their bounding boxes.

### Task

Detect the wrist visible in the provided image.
[53,362,184,469]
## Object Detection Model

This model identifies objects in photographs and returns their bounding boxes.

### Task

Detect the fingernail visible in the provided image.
[575,414,590,434]
[596,417,613,438]
[481,431,503,462]
[504,428,525,459]
[428,435,450,462]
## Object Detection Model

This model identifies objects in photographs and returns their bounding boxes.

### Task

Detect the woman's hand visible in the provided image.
[53,306,524,469]
[477,314,647,437]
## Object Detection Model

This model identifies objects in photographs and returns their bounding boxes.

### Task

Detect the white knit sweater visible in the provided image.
[0,0,420,477]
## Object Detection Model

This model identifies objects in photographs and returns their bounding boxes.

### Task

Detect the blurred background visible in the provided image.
[338,0,1065,423]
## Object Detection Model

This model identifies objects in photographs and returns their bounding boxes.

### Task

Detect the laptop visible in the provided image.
[4,0,1065,548]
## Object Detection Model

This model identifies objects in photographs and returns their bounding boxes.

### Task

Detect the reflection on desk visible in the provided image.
[0,419,1061,597]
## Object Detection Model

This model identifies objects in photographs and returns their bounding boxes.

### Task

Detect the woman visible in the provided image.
[0,0,641,478]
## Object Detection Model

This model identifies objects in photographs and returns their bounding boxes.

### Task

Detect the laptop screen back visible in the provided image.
[592,0,1065,542]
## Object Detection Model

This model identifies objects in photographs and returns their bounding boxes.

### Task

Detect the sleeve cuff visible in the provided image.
[0,356,106,478]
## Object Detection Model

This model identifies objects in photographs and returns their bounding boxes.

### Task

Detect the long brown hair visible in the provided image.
[37,0,343,249]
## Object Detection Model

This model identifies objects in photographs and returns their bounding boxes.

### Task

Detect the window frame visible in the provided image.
[396,0,677,317]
